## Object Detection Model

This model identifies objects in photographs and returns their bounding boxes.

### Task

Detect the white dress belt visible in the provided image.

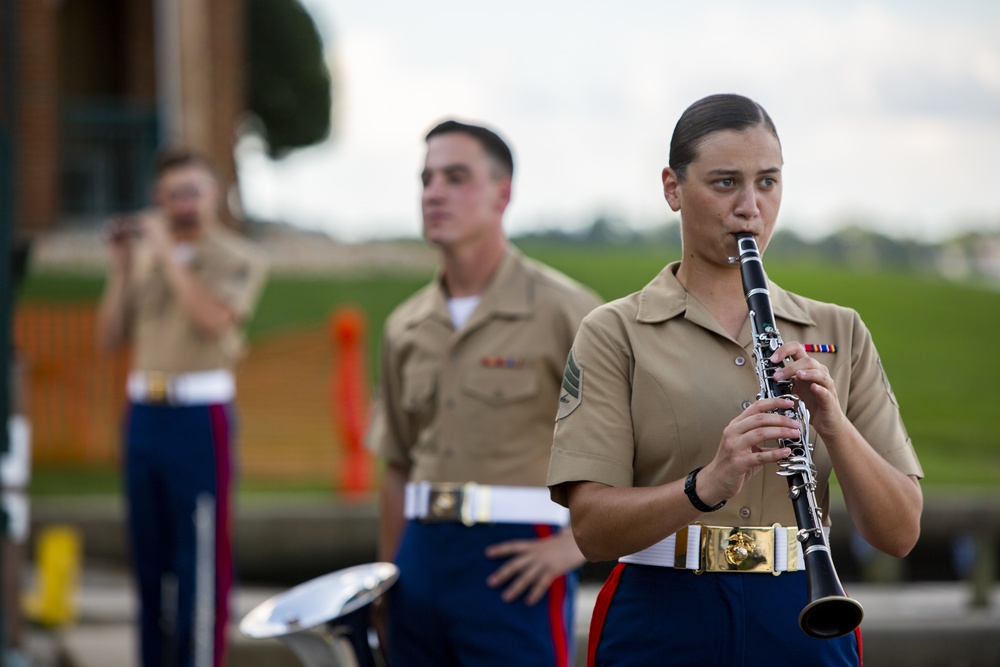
[404,481,570,527]
[619,524,831,574]
[127,369,235,406]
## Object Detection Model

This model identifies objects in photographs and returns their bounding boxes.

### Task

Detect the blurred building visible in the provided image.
[1,0,246,238]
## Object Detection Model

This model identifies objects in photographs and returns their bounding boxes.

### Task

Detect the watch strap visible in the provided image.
[684,466,726,512]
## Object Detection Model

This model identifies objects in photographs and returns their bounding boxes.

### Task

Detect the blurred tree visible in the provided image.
[582,215,637,245]
[247,0,332,158]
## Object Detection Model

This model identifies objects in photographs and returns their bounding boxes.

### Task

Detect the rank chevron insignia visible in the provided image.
[557,349,583,420]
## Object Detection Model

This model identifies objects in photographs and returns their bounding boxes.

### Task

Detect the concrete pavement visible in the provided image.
[21,494,1000,666]
[21,563,1000,667]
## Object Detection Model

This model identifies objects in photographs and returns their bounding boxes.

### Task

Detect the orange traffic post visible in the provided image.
[328,306,372,496]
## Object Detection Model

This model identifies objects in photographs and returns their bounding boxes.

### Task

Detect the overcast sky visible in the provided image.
[236,0,1000,243]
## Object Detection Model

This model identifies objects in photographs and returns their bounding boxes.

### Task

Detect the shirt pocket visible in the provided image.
[401,367,437,413]
[460,367,539,406]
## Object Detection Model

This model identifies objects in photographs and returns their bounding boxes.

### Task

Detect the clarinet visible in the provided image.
[734,233,864,639]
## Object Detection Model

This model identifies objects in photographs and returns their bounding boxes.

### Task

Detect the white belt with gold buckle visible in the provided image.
[404,482,569,527]
[619,523,828,575]
[127,369,235,406]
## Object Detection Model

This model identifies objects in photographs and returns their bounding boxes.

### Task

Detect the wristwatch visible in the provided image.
[684,466,726,512]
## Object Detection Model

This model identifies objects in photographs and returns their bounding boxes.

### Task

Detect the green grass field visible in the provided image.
[19,240,1000,491]
[524,242,1000,488]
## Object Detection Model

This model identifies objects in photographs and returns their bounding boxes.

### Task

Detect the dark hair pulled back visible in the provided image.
[669,94,780,181]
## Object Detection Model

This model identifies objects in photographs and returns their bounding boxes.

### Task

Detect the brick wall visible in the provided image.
[209,0,246,224]
[178,0,246,227]
[2,0,247,237]
[15,1,60,237]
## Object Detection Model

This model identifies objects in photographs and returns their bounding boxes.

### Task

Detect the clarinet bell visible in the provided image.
[799,582,864,639]
[797,530,864,639]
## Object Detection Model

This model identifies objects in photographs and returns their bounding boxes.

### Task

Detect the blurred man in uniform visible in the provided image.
[367,120,601,666]
[97,147,267,667]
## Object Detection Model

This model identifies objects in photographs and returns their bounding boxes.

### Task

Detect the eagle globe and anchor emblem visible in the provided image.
[724,531,756,567]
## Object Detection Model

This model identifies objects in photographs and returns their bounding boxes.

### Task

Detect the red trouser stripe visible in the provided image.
[587,563,626,667]
[854,618,864,665]
[845,584,863,666]
[208,405,233,667]
[534,524,570,667]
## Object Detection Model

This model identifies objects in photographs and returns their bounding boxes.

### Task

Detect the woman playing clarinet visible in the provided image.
[547,93,923,667]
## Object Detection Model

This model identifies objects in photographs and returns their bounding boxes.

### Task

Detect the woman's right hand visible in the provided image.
[696,397,798,506]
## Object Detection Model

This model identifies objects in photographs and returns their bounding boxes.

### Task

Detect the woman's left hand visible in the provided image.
[769,341,848,439]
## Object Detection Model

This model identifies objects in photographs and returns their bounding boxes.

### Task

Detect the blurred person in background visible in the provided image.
[366,119,602,666]
[97,147,267,667]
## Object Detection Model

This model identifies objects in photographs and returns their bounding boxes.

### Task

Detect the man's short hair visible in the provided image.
[153,146,218,181]
[425,120,514,180]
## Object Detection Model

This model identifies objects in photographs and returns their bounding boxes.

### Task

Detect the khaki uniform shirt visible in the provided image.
[126,227,268,373]
[548,261,923,529]
[367,246,602,486]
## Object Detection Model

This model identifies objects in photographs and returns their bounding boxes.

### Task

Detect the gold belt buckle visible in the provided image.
[701,525,775,574]
[425,483,487,526]
[146,372,170,404]
[426,485,463,522]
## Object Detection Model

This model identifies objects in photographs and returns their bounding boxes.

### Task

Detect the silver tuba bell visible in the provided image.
[239,562,399,667]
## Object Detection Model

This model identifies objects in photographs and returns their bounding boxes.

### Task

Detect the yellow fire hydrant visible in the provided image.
[23,524,83,627]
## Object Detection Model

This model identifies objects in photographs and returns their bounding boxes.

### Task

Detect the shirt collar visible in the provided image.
[637,261,815,328]
[404,245,533,329]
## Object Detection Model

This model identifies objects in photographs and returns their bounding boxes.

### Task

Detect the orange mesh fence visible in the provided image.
[14,304,129,467]
[14,303,367,487]
[236,326,342,483]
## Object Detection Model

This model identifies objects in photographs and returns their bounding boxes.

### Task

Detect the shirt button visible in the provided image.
[740,506,751,519]
[741,400,753,410]
[735,356,746,367]
[445,398,454,408]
